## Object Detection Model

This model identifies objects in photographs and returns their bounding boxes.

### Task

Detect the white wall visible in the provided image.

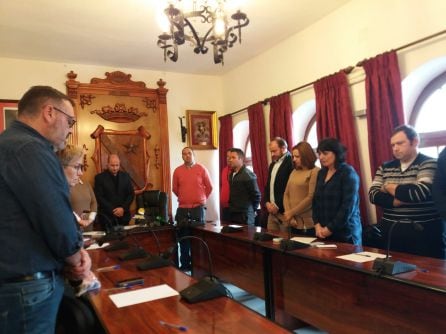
[221,0,446,223]
[0,57,223,220]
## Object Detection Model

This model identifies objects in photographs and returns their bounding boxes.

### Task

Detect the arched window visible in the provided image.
[233,120,253,170]
[409,71,446,157]
[304,115,318,149]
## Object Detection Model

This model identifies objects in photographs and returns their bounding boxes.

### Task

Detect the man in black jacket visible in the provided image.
[228,148,261,225]
[265,137,294,231]
[94,154,135,231]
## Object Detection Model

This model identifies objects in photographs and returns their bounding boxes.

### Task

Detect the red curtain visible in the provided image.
[269,92,294,146]
[363,51,405,177]
[314,71,367,225]
[248,103,269,201]
[218,115,233,174]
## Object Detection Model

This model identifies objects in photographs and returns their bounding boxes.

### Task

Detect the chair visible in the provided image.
[136,190,168,223]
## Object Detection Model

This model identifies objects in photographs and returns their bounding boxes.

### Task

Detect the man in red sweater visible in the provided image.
[172,147,213,270]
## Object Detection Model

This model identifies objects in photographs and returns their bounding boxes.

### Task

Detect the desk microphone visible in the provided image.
[280,217,309,251]
[118,230,149,261]
[137,227,171,270]
[372,219,420,275]
[95,213,130,251]
[163,235,227,303]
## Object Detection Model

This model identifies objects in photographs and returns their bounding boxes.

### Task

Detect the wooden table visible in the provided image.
[87,227,291,334]
[191,223,446,333]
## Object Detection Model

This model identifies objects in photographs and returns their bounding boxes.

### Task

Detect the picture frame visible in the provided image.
[186,110,218,150]
[0,99,18,132]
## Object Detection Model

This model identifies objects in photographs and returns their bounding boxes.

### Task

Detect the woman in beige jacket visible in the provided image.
[282,141,320,236]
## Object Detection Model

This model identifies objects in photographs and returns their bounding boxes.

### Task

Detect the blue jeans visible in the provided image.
[0,273,64,334]
[175,206,205,269]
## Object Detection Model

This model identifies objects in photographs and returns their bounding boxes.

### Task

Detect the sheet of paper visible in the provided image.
[228,224,244,228]
[290,236,317,244]
[87,242,110,250]
[109,284,179,308]
[337,252,387,263]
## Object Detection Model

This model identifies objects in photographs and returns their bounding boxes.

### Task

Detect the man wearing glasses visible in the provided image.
[0,86,91,333]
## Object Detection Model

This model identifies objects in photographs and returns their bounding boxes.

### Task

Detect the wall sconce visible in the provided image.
[179,116,187,143]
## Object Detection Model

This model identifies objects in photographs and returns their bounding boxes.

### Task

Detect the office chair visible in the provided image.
[136,190,169,223]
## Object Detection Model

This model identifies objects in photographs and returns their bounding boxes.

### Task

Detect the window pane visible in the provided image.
[307,123,318,149]
[415,83,446,133]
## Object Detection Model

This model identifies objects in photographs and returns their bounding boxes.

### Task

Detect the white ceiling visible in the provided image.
[0,0,350,76]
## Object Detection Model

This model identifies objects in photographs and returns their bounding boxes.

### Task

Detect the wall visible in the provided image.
[221,0,446,223]
[0,57,223,220]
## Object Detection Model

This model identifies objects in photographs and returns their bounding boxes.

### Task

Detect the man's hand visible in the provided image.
[382,183,398,196]
[112,207,124,217]
[65,248,92,281]
[266,202,279,214]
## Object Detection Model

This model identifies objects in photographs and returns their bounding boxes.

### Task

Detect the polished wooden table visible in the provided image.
[86,227,291,334]
[191,223,446,333]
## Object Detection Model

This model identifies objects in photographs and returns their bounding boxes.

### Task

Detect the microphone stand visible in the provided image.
[118,230,149,261]
[95,213,130,251]
[137,227,171,270]
[163,235,227,303]
[372,219,418,275]
[280,216,309,251]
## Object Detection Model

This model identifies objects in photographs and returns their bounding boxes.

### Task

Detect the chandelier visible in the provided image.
[157,1,249,65]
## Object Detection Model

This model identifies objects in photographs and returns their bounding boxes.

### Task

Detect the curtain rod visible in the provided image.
[226,28,446,118]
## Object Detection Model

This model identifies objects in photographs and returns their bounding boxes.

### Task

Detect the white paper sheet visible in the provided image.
[290,236,317,244]
[337,252,387,263]
[109,284,179,308]
[87,242,110,249]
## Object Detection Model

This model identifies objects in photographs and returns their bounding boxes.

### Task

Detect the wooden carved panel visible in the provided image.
[66,71,171,215]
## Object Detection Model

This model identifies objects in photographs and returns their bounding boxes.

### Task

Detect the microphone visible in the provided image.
[372,219,419,275]
[118,230,149,261]
[95,213,130,251]
[280,217,309,251]
[136,228,171,270]
[163,235,227,303]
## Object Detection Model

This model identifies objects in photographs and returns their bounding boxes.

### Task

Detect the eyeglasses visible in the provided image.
[53,105,76,128]
[66,164,84,172]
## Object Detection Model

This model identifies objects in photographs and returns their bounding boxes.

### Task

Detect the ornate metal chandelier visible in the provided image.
[157,1,249,65]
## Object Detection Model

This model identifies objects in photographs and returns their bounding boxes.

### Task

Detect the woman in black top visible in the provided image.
[312,138,362,245]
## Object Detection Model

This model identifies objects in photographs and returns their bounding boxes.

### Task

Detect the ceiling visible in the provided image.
[0,0,350,76]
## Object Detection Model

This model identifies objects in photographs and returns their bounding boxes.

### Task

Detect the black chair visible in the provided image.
[136,190,169,223]
[56,294,103,334]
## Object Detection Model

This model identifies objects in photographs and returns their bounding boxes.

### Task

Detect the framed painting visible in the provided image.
[0,99,18,132]
[186,110,217,150]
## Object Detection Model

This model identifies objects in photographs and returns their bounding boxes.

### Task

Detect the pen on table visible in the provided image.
[104,283,144,293]
[159,320,188,332]
[96,264,121,272]
[355,253,372,257]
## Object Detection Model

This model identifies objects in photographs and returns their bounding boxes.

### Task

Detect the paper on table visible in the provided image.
[290,236,317,244]
[109,284,179,308]
[228,224,244,228]
[87,242,110,250]
[337,252,387,263]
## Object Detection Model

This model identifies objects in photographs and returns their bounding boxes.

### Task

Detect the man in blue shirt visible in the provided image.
[0,86,91,333]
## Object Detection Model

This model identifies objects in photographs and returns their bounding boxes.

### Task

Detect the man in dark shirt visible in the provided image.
[264,137,293,231]
[0,86,91,333]
[227,148,261,225]
[94,154,135,231]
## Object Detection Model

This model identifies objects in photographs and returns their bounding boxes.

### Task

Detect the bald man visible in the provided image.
[94,154,135,231]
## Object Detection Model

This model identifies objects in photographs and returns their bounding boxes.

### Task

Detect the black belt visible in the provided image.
[1,271,54,284]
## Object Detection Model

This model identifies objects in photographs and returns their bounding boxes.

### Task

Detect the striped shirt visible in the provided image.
[369,153,439,223]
